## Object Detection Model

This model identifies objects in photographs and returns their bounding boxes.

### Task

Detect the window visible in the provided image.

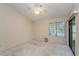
[57,22,65,36]
[48,23,56,36]
[48,22,65,37]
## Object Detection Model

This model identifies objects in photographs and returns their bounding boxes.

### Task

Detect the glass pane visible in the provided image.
[48,23,56,36]
[57,22,65,36]
[72,22,76,40]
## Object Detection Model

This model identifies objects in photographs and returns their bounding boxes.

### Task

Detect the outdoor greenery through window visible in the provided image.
[48,22,65,37]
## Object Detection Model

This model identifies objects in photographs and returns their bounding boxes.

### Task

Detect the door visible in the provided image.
[69,17,76,55]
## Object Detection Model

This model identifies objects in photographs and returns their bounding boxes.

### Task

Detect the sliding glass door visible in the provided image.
[69,17,76,55]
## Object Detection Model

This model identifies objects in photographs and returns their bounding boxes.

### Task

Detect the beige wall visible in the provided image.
[0,4,32,52]
[33,17,68,45]
[75,4,79,56]
[76,13,79,56]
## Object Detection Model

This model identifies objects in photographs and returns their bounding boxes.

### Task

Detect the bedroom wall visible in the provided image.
[76,12,79,56]
[0,4,32,52]
[33,17,68,45]
[74,4,79,56]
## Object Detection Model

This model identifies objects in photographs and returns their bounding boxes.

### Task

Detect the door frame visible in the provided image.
[68,16,75,55]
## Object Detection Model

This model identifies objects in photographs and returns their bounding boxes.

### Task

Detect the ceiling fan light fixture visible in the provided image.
[34,10,40,15]
[34,4,44,15]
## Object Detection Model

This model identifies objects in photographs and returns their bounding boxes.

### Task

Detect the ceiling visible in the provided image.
[9,3,74,21]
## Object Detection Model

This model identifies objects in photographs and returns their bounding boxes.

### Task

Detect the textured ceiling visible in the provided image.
[9,3,74,21]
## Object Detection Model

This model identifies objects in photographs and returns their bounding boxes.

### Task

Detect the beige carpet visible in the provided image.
[0,41,73,56]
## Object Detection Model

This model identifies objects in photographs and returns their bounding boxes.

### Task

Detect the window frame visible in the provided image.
[48,21,65,37]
